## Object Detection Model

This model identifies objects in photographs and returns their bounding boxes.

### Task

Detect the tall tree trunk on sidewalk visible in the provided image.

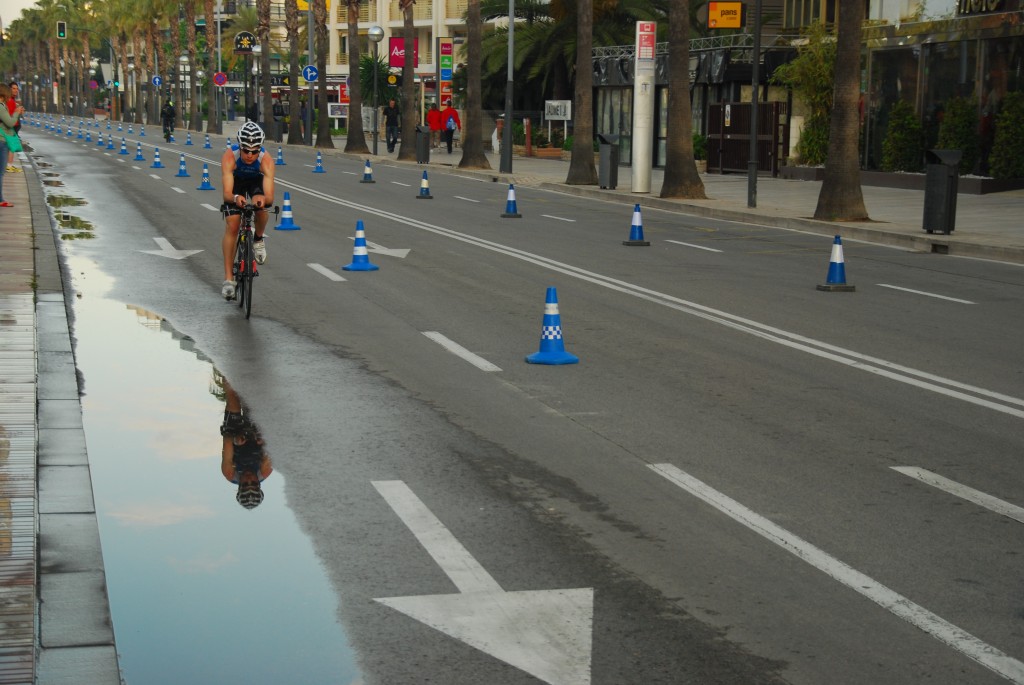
[204,0,222,134]
[814,0,868,221]
[566,0,597,185]
[313,0,334,147]
[660,0,705,199]
[285,0,302,144]
[343,0,369,153]
[458,0,490,169]
[396,0,418,161]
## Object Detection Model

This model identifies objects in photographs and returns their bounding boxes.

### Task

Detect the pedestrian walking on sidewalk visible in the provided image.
[427,103,442,149]
[441,99,461,154]
[0,83,25,207]
[382,99,400,153]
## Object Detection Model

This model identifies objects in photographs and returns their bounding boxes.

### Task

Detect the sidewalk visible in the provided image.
[3,119,1024,684]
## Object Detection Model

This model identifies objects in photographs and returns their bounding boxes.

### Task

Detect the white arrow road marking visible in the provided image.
[201,203,220,211]
[308,263,347,282]
[649,463,1024,684]
[346,237,409,259]
[666,239,723,253]
[372,480,593,685]
[149,174,161,180]
[892,467,1024,523]
[172,187,186,194]
[139,237,203,260]
[422,332,501,372]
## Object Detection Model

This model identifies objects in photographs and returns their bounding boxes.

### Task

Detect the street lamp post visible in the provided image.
[196,70,204,131]
[369,26,384,156]
[252,44,262,123]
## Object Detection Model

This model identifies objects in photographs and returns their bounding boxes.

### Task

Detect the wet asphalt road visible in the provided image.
[30,130,1024,685]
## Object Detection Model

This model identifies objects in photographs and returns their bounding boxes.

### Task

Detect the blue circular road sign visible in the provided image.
[152,75,163,86]
[302,66,319,82]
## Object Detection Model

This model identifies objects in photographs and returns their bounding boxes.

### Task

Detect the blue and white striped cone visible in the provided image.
[274,192,301,230]
[140,127,146,137]
[151,148,165,169]
[197,164,215,191]
[107,135,116,150]
[341,221,379,272]
[168,132,175,142]
[174,154,190,177]
[816,235,856,292]
[185,131,193,146]
[85,131,92,143]
[117,122,123,131]
[275,147,286,165]
[622,203,650,246]
[416,171,433,199]
[118,137,128,155]
[66,125,73,137]
[97,132,105,147]
[313,151,326,173]
[359,159,374,183]
[203,134,212,149]
[225,137,232,150]
[525,287,579,365]
[77,126,83,139]
[106,120,111,130]
[134,142,145,161]
[501,183,522,218]
[128,124,133,134]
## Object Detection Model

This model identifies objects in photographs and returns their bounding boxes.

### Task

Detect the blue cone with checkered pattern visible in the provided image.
[526,287,579,365]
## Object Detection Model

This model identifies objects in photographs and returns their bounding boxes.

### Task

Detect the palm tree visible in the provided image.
[565,0,597,184]
[203,0,222,134]
[312,0,334,147]
[257,0,273,134]
[813,0,868,220]
[396,0,417,161]
[284,0,302,144]
[660,0,705,198]
[343,0,369,153]
[458,0,490,168]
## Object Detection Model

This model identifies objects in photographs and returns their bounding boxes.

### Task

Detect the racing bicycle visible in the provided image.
[230,199,279,319]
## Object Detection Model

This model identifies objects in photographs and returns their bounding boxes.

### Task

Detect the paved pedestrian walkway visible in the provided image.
[3,118,1023,683]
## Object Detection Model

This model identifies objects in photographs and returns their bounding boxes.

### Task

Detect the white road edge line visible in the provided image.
[201,203,220,211]
[307,263,347,282]
[542,214,576,222]
[391,181,411,187]
[455,196,481,203]
[649,463,1024,684]
[172,187,186,194]
[148,174,161,180]
[666,239,723,253]
[371,480,502,593]
[877,284,975,304]
[422,332,501,372]
[892,466,1024,524]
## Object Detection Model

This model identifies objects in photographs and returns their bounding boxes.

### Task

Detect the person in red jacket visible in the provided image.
[426,102,442,149]
[6,82,21,173]
[441,99,461,154]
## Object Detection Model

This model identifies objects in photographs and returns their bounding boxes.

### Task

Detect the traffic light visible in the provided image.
[56,20,67,39]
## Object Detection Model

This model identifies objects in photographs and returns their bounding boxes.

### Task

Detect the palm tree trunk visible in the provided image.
[660,0,706,198]
[813,0,868,220]
[285,0,302,144]
[566,0,597,184]
[458,0,491,169]
[396,3,417,161]
[344,0,369,153]
[313,0,334,147]
[204,0,222,134]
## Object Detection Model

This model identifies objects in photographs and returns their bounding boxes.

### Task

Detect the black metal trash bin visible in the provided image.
[416,125,431,164]
[923,149,961,234]
[597,133,619,189]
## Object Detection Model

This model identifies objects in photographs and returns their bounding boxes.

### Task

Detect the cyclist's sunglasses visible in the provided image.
[240,146,260,154]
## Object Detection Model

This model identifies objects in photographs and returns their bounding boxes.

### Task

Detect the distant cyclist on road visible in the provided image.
[220,121,274,300]
[160,100,176,142]
[219,375,273,509]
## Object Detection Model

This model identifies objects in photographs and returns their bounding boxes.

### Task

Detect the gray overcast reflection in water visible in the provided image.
[65,253,362,685]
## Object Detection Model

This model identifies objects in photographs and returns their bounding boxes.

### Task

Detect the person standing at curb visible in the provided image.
[441,99,461,154]
[427,102,442,149]
[0,83,24,207]
[382,98,400,154]
[6,82,21,173]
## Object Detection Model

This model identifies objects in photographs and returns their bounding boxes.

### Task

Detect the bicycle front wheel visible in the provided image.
[242,236,254,319]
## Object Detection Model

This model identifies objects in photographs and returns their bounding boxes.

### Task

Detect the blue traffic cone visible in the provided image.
[525,287,579,365]
[501,183,522,218]
[66,126,73,137]
[77,126,84,139]
[117,121,123,131]
[359,159,374,183]
[118,137,128,155]
[275,147,286,165]
[175,154,190,177]
[97,132,105,147]
[225,137,233,150]
[622,203,650,246]
[274,192,301,230]
[341,220,379,271]
[203,134,212,149]
[313,151,326,173]
[197,164,215,190]
[107,134,116,150]
[416,171,433,199]
[128,124,133,134]
[151,148,165,168]
[85,130,92,142]
[816,235,856,292]
[185,131,193,146]
[168,131,176,142]
[134,142,145,161]
[140,127,146,137]
[106,120,111,130]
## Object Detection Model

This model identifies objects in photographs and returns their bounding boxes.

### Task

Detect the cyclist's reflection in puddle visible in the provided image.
[215,371,273,509]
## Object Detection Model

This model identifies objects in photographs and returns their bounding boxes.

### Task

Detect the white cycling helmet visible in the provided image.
[237,121,265,151]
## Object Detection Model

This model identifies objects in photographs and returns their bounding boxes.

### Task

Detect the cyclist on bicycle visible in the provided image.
[219,376,273,509]
[220,121,275,300]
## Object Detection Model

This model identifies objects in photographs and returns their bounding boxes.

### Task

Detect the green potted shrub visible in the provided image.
[936,96,979,174]
[881,100,924,172]
[989,91,1024,180]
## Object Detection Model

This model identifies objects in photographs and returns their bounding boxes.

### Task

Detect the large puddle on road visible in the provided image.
[63,254,363,685]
